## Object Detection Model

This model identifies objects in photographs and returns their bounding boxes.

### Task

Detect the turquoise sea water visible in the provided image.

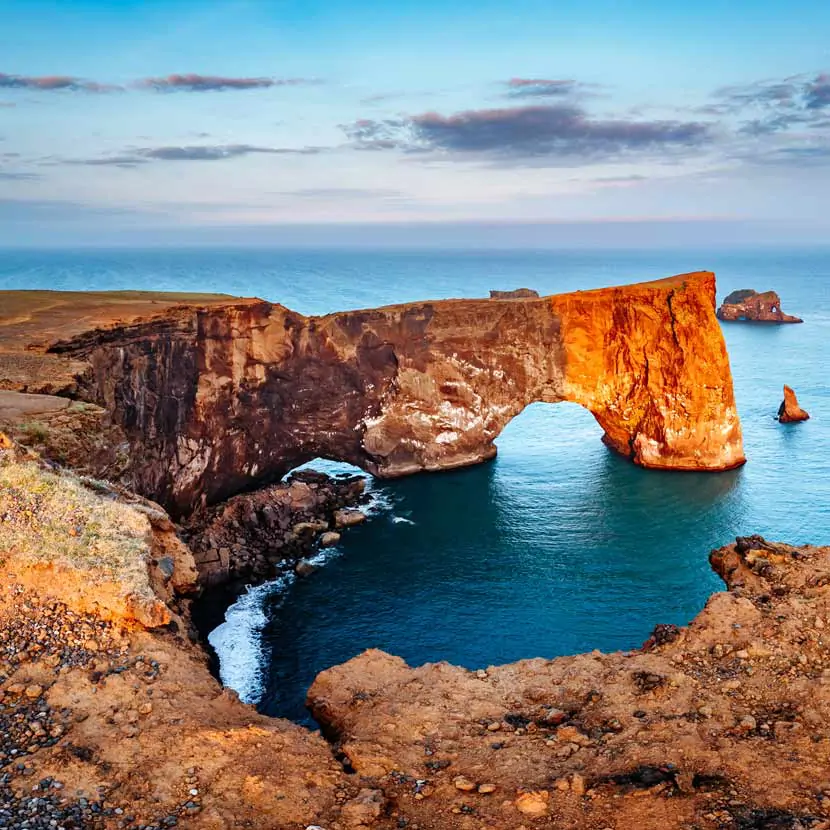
[2,247,829,723]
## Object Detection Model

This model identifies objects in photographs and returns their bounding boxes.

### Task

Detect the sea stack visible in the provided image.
[778,385,810,422]
[717,289,802,323]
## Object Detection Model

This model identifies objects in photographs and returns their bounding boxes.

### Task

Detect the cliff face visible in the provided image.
[717,289,803,323]
[3,271,744,515]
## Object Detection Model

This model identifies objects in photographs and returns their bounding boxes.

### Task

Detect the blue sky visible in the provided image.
[2,0,830,245]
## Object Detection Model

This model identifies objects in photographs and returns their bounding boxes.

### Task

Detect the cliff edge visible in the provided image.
[1,272,745,515]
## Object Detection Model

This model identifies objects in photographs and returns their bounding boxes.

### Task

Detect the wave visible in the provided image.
[210,463,409,703]
[207,575,294,704]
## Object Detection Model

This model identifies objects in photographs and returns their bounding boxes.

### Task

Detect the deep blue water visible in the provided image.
[2,247,829,723]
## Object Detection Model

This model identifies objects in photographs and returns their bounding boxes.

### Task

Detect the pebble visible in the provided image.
[453,776,477,792]
[738,715,757,732]
[515,790,550,817]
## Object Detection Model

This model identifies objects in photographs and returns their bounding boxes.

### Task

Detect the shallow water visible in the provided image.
[3,246,829,723]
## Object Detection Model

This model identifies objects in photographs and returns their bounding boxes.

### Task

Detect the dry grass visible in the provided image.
[0,458,153,599]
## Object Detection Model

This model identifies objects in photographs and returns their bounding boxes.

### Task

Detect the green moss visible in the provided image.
[0,460,153,599]
[18,421,49,443]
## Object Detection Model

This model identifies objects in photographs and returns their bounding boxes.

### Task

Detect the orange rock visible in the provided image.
[778,385,810,423]
[515,790,550,816]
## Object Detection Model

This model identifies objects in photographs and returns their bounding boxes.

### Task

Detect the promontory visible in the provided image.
[0,270,745,516]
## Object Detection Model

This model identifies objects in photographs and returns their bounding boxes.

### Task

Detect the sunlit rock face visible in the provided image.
[41,271,744,515]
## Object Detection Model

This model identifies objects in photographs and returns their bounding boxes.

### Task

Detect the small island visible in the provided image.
[717,289,803,323]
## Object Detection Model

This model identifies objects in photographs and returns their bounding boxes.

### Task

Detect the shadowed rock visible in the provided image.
[489,288,540,299]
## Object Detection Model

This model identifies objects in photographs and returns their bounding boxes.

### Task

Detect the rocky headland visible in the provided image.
[717,290,803,324]
[7,273,824,830]
[1,271,745,517]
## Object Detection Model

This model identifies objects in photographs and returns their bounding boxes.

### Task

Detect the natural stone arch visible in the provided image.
[48,271,745,515]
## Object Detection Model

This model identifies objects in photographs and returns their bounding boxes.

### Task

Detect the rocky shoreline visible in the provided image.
[1,279,826,829]
[183,470,368,590]
[5,434,830,828]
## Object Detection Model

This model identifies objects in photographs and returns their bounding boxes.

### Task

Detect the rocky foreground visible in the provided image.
[3,434,830,829]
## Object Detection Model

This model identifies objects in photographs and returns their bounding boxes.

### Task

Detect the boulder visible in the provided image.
[334,509,367,529]
[778,385,810,422]
[489,288,540,299]
[294,559,318,578]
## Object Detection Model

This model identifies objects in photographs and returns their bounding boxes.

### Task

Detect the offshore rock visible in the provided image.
[1,272,745,515]
[778,384,810,423]
[717,288,803,323]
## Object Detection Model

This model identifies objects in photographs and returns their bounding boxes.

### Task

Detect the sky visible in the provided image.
[1,0,830,246]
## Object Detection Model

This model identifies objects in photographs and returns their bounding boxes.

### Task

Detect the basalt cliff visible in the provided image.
[0,271,745,516]
[3,272,830,830]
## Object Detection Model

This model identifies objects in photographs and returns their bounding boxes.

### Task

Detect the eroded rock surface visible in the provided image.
[489,288,540,299]
[5,436,830,828]
[717,289,803,323]
[309,535,830,829]
[1,272,745,516]
[778,385,811,423]
[184,469,367,586]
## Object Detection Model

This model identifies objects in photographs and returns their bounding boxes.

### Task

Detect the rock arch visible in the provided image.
[46,271,744,515]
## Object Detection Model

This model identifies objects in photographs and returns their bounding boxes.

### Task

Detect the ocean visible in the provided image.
[2,246,829,723]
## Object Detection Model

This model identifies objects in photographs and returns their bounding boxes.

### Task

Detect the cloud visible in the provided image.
[344,104,713,164]
[0,171,39,180]
[0,101,15,108]
[138,74,319,92]
[278,187,405,199]
[0,73,121,92]
[504,78,587,99]
[805,73,830,110]
[708,78,800,113]
[738,142,830,167]
[704,72,830,134]
[62,155,150,168]
[0,71,321,95]
[137,144,321,160]
[57,144,325,167]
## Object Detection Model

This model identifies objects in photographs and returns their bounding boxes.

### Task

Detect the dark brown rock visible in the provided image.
[717,289,802,323]
[489,288,540,299]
